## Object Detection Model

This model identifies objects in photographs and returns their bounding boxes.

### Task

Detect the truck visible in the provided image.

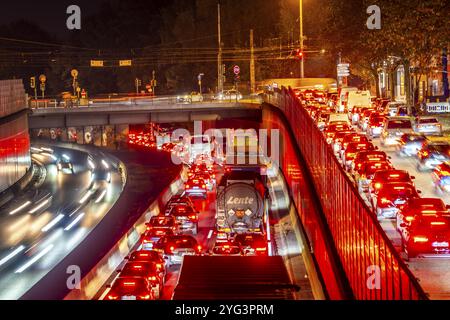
[215,165,268,234]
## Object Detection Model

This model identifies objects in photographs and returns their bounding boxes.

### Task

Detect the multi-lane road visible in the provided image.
[0,144,123,299]
[97,161,316,300]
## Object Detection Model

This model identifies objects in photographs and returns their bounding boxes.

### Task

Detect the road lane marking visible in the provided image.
[0,246,26,267]
[64,213,85,231]
[9,201,31,215]
[207,229,213,239]
[42,214,65,232]
[15,244,54,273]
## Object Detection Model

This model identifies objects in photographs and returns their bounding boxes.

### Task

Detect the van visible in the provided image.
[347,90,372,111]
[338,87,358,112]
[329,113,350,124]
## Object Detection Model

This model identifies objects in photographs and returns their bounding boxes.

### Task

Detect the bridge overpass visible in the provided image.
[28,98,262,129]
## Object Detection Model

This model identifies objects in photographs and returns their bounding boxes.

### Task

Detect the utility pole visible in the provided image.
[299,0,304,78]
[250,29,256,94]
[217,3,223,93]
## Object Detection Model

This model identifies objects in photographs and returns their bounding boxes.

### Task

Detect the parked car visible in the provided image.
[414,116,443,136]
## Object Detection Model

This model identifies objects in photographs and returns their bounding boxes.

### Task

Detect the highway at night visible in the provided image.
[0,144,123,299]
[0,0,449,312]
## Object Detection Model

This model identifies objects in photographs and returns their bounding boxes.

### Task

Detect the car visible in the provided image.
[211,241,242,256]
[432,162,450,193]
[338,134,370,160]
[417,141,450,172]
[140,228,174,251]
[387,102,407,117]
[125,250,166,277]
[117,262,163,299]
[234,233,268,256]
[189,162,214,176]
[91,169,111,189]
[56,155,74,174]
[397,198,450,259]
[217,89,243,101]
[342,142,375,171]
[414,116,442,136]
[146,215,176,233]
[191,173,215,190]
[354,161,393,194]
[396,133,427,157]
[184,178,208,199]
[372,182,420,220]
[366,115,386,138]
[351,150,389,174]
[380,117,414,146]
[368,169,415,203]
[177,92,203,103]
[323,122,352,144]
[164,195,195,215]
[358,109,376,131]
[106,277,155,300]
[168,204,199,235]
[152,235,202,266]
[315,112,331,131]
[332,131,355,155]
[328,113,350,125]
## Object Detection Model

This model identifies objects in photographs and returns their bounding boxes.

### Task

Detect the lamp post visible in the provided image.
[299,0,304,78]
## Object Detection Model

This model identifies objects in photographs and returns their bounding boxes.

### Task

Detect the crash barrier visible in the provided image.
[64,165,187,300]
[264,88,428,300]
[0,79,27,118]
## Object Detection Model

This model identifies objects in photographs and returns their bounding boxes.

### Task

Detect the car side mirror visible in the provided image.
[106,284,111,289]
[124,256,130,260]
[116,270,121,273]
[400,223,407,228]
[411,176,415,179]
[164,256,169,260]
[375,146,379,150]
[417,190,422,194]
[388,156,392,159]
[446,205,450,210]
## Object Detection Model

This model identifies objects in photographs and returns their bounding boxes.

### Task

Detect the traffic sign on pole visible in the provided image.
[71,69,78,78]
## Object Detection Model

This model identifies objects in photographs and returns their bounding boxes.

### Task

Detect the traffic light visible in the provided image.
[296,49,304,60]
[30,76,36,89]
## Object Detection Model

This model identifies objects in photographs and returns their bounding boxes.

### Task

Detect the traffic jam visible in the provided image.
[101,134,270,300]
[296,88,450,261]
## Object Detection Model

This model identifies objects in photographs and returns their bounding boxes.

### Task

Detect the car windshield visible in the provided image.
[171,237,196,247]
[387,120,412,129]
[381,185,416,197]
[150,216,173,226]
[419,118,438,124]
[401,134,426,143]
[373,171,410,182]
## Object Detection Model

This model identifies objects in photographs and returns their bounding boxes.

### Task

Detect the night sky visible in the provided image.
[0,0,106,39]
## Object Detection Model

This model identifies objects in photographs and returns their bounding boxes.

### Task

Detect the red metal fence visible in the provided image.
[265,87,427,300]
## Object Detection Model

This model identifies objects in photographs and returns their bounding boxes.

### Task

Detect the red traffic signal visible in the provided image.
[295,49,304,60]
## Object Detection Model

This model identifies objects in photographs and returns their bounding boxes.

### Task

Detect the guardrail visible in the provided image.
[264,87,428,300]
[29,94,263,110]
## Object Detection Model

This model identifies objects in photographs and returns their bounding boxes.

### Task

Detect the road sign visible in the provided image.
[233,65,240,75]
[71,69,79,78]
[39,74,46,82]
[90,60,104,67]
[119,60,132,67]
[30,77,36,88]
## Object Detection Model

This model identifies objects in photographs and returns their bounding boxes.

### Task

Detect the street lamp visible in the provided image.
[299,0,304,78]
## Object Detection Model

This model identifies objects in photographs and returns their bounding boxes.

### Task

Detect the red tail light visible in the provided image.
[169,246,175,252]
[413,236,428,243]
[185,184,190,189]
[107,295,118,300]
[197,245,202,252]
